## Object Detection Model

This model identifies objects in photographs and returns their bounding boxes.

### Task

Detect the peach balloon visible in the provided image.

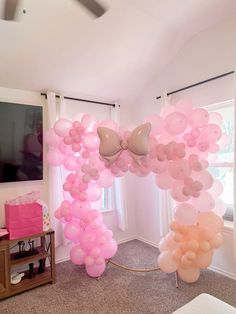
[187,240,199,251]
[158,251,179,273]
[178,266,200,283]
[194,250,213,268]
[209,233,223,248]
[198,212,224,234]
[199,241,211,252]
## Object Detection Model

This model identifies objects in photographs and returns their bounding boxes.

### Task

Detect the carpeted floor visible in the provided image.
[1,240,236,314]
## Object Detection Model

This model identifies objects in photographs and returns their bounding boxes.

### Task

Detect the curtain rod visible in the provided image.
[40,93,116,107]
[156,70,234,100]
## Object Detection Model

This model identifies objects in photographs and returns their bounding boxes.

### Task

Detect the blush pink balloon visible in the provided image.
[209,112,223,125]
[191,170,213,190]
[168,159,191,180]
[209,179,223,197]
[165,112,187,135]
[44,128,61,147]
[145,114,165,136]
[189,108,209,128]
[192,191,215,212]
[47,149,64,166]
[174,203,198,225]
[54,119,72,137]
[201,124,222,143]
[59,141,74,155]
[96,169,114,188]
[212,199,226,217]
[170,184,190,202]
[155,172,176,189]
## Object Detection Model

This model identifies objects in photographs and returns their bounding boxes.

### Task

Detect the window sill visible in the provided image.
[101,208,114,215]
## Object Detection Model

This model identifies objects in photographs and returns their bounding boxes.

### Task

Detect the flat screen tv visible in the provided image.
[0,101,43,183]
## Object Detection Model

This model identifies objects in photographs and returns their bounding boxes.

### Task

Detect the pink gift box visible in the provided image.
[5,202,43,240]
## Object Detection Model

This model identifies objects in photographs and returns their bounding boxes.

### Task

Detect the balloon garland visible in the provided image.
[45,99,227,282]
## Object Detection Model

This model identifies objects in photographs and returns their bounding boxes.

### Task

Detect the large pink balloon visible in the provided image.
[156,172,176,189]
[64,221,81,240]
[81,114,97,131]
[70,245,86,265]
[83,133,100,152]
[192,170,213,190]
[170,184,190,202]
[145,114,165,136]
[63,155,79,171]
[96,169,114,188]
[54,119,72,137]
[174,203,198,225]
[86,182,102,202]
[59,141,74,155]
[192,191,215,212]
[209,179,223,198]
[100,240,118,259]
[86,261,106,277]
[47,149,64,166]
[209,112,223,125]
[201,124,222,143]
[165,112,187,135]
[189,108,209,128]
[45,128,61,147]
[158,251,179,273]
[168,159,191,180]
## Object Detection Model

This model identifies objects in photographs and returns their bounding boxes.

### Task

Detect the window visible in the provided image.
[101,187,113,212]
[206,100,234,222]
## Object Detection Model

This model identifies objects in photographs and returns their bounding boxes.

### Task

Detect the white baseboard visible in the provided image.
[56,255,70,264]
[208,265,236,280]
[136,236,159,248]
[117,236,136,244]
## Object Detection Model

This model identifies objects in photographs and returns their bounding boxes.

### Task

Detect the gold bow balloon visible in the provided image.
[97,123,151,165]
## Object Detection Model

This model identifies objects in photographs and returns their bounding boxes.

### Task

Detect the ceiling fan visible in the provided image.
[1,0,107,21]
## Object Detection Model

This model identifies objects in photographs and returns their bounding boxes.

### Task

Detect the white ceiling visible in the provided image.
[0,0,235,104]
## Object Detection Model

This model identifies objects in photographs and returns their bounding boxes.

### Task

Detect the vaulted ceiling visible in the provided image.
[0,0,235,104]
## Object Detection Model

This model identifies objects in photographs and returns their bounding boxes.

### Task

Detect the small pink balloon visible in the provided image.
[170,184,190,202]
[192,170,213,190]
[47,149,64,166]
[59,141,74,155]
[86,182,102,202]
[168,159,191,180]
[54,119,72,137]
[165,112,187,135]
[44,128,61,147]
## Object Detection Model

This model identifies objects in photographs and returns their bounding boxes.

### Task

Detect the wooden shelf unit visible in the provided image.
[0,229,55,300]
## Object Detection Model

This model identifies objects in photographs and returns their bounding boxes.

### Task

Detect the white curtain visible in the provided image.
[46,92,67,247]
[234,71,236,261]
[111,105,128,231]
[158,92,174,237]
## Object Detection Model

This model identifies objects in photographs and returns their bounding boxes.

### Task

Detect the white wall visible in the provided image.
[0,87,137,263]
[132,16,236,277]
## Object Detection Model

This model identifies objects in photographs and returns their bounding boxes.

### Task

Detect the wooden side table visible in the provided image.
[0,229,55,300]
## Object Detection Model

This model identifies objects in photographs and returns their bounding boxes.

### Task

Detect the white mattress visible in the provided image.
[172,293,236,314]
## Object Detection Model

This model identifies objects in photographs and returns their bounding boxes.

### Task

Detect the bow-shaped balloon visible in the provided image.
[97,123,151,165]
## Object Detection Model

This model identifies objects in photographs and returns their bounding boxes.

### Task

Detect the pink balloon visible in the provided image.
[81,114,97,131]
[99,119,119,131]
[174,203,198,225]
[175,99,193,115]
[192,170,213,190]
[59,141,74,155]
[86,182,102,202]
[70,200,90,218]
[213,199,226,217]
[192,191,215,212]
[160,105,176,118]
[189,108,209,128]
[54,119,72,137]
[44,128,61,147]
[201,124,222,143]
[155,172,176,189]
[150,159,168,174]
[63,156,79,171]
[170,184,190,202]
[96,169,114,188]
[165,112,187,135]
[89,154,105,171]
[145,114,165,136]
[217,133,228,149]
[64,221,81,240]
[209,112,223,125]
[80,230,97,250]
[83,133,100,152]
[70,245,86,265]
[47,149,64,166]
[86,261,106,277]
[168,159,191,180]
[158,251,179,273]
[100,240,118,259]
[209,179,223,197]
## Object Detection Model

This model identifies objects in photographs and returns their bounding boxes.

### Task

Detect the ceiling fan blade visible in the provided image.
[3,0,19,20]
[77,0,106,18]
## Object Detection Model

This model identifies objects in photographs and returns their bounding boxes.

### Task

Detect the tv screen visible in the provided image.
[0,102,43,183]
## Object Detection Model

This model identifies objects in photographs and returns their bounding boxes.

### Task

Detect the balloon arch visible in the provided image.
[46,99,226,283]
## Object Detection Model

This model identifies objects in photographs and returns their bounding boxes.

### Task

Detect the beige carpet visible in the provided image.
[1,240,236,314]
